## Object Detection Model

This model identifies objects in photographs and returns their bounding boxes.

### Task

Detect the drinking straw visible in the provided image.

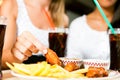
[43,9,55,30]
[93,0,116,34]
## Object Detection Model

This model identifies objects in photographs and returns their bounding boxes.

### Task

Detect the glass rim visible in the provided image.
[0,16,7,19]
[49,28,68,33]
[0,16,7,25]
[108,28,120,34]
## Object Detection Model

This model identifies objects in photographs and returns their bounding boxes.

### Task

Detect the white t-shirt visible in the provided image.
[66,15,110,62]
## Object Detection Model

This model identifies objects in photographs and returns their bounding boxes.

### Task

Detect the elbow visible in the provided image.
[2,49,11,69]
[1,49,21,70]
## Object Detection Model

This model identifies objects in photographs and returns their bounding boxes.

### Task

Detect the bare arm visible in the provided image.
[1,0,61,69]
[1,0,21,69]
[1,0,37,69]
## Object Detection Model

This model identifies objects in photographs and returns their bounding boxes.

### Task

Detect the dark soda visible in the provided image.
[110,34,120,72]
[0,25,6,79]
[49,32,67,57]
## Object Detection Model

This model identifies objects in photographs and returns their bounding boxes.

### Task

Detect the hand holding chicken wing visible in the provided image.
[12,31,41,61]
[12,31,61,65]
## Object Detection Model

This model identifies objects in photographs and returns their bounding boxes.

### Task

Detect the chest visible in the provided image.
[26,7,51,30]
[88,20,108,31]
[76,27,109,50]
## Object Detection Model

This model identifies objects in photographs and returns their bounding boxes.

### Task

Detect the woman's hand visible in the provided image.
[12,31,47,61]
[11,31,61,65]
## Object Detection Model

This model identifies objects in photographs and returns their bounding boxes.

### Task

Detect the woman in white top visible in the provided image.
[1,0,69,69]
[66,0,119,63]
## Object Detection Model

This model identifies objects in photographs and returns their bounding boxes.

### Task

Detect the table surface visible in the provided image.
[2,70,18,80]
[2,70,120,80]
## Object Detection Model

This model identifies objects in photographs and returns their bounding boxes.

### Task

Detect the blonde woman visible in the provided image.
[1,0,69,69]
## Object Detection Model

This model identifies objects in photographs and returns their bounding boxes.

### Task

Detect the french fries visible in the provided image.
[6,61,87,78]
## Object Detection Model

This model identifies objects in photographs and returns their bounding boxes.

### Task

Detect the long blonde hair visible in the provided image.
[49,0,65,27]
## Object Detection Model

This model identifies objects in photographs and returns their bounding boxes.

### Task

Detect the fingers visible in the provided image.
[17,36,39,53]
[12,40,34,61]
[21,31,47,53]
[12,31,47,61]
[12,36,35,61]
[15,41,32,57]
[12,47,28,61]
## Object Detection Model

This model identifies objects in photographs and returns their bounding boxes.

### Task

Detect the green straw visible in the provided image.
[93,0,116,34]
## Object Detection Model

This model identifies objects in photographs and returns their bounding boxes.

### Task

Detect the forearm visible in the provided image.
[2,49,22,70]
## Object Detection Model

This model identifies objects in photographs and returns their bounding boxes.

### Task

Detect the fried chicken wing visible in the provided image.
[86,67,108,78]
[64,62,79,72]
[45,48,62,65]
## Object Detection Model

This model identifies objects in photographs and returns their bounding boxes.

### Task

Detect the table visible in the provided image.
[2,70,120,80]
[2,70,20,80]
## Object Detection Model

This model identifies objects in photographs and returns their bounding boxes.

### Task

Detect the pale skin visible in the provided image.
[87,0,117,31]
[1,0,69,69]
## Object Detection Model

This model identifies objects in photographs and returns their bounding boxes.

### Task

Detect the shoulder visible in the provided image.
[71,15,86,25]
[1,0,17,17]
[69,15,86,29]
